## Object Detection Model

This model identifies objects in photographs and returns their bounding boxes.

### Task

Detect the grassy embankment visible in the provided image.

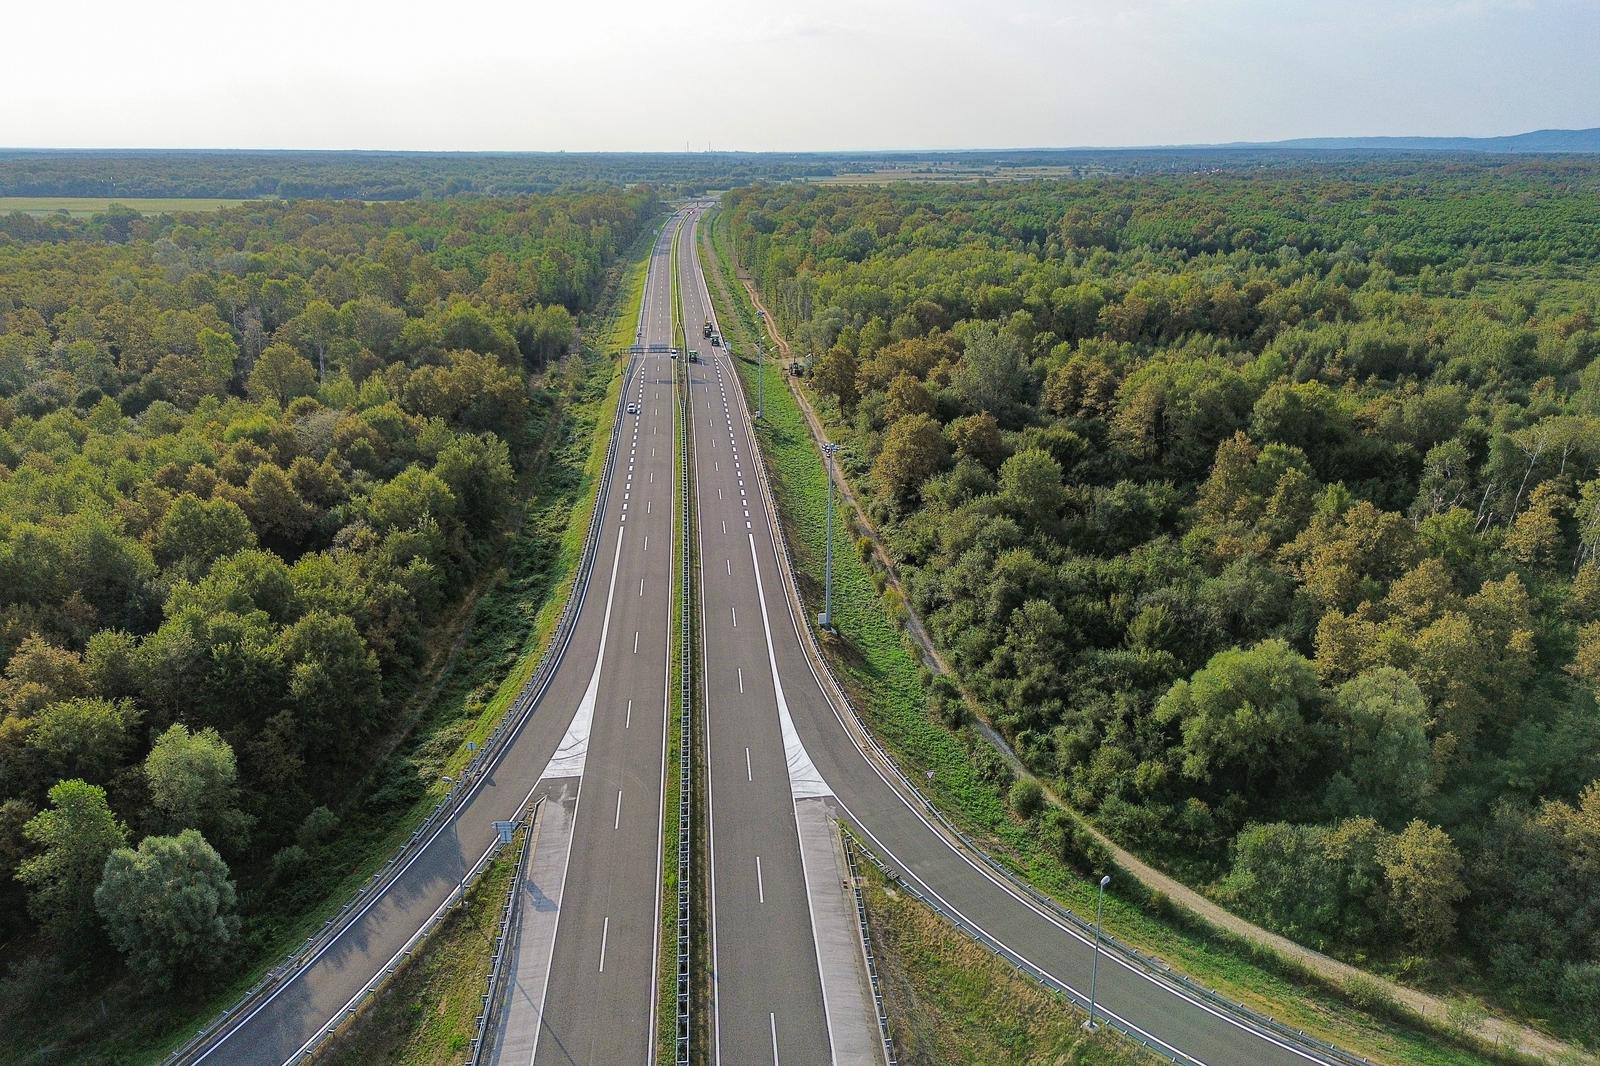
[694,209,1531,1066]
[859,858,1159,1066]
[311,834,522,1066]
[49,217,663,1066]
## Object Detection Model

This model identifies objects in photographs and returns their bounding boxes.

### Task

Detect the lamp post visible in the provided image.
[1084,873,1111,1030]
[818,442,840,631]
[756,341,765,420]
[442,775,467,906]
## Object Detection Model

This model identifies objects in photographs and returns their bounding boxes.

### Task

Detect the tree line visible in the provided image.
[0,189,656,1006]
[727,165,1600,1034]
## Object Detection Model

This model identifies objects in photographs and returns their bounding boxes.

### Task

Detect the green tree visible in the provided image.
[872,414,948,509]
[1,636,89,718]
[811,343,859,412]
[998,447,1066,527]
[1155,639,1323,793]
[152,494,257,580]
[1381,820,1466,951]
[364,465,456,533]
[145,724,250,844]
[95,829,239,988]
[1322,669,1432,825]
[951,323,1034,424]
[246,342,317,405]
[25,698,142,784]
[276,612,382,747]
[17,779,127,937]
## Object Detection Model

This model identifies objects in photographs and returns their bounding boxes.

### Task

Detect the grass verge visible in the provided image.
[695,208,1529,1066]
[859,857,1159,1066]
[655,294,687,1064]
[311,834,521,1066]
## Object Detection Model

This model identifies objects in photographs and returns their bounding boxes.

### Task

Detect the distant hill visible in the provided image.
[1218,128,1600,153]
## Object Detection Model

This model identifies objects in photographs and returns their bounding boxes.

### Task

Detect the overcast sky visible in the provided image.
[3,0,1596,151]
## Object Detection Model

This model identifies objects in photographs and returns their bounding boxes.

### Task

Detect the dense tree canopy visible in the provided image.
[729,165,1600,1030]
[0,189,656,1004]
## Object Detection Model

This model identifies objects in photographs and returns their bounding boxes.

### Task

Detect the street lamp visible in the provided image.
[817,442,840,631]
[1084,874,1111,1031]
[441,775,467,906]
[755,342,765,420]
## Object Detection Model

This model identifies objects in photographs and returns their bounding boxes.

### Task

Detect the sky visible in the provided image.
[3,0,1597,151]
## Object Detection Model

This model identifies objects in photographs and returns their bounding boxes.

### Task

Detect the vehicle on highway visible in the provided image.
[627,402,639,414]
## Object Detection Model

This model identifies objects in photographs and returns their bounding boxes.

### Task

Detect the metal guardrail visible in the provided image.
[840,835,899,1066]
[674,320,694,1066]
[166,239,660,1066]
[285,796,544,1065]
[467,799,543,1066]
[711,234,1376,1066]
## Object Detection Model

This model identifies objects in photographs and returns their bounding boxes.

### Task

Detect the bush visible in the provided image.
[1342,974,1395,1015]
[1009,778,1045,820]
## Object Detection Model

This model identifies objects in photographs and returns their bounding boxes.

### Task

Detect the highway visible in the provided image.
[187,199,1365,1066]
[514,208,679,1066]
[683,204,1355,1066]
[187,211,685,1066]
[678,210,874,1066]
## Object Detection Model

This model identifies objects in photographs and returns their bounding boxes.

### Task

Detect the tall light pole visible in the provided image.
[818,442,839,631]
[1084,873,1111,1031]
[442,775,467,906]
[755,341,765,420]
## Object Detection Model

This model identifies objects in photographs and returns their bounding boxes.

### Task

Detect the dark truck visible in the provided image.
[702,320,713,338]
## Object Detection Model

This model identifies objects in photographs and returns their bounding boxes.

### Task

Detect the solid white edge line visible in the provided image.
[204,321,658,1066]
[724,268,1327,1066]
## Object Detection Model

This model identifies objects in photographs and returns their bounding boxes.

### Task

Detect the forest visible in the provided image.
[0,190,656,1014]
[726,160,1600,1036]
[0,150,832,201]
[0,148,1533,203]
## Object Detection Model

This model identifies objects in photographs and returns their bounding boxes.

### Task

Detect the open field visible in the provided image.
[0,195,256,215]
[807,164,1091,184]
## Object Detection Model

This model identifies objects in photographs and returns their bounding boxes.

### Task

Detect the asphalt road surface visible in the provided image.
[682,204,1352,1066]
[679,209,839,1066]
[191,211,684,1066]
[526,209,679,1066]
[194,201,1359,1066]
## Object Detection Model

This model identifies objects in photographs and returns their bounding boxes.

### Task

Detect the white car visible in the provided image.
[627,402,640,415]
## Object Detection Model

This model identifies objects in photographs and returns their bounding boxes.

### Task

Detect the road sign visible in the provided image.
[492,820,517,844]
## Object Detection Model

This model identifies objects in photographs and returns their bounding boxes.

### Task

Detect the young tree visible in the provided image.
[1505,481,1568,567]
[1381,820,1467,951]
[144,724,250,846]
[17,780,127,938]
[95,829,239,989]
[24,698,142,784]
[1570,622,1600,688]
